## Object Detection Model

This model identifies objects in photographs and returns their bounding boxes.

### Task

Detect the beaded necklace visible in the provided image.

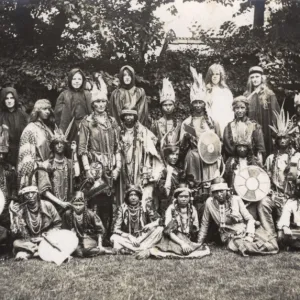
[26,208,42,235]
[174,203,193,234]
[122,123,138,184]
[128,205,141,235]
[92,112,109,129]
[164,115,177,136]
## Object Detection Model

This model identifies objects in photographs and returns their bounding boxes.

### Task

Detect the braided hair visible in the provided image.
[173,197,194,234]
[204,107,214,130]
[190,104,214,130]
[65,201,89,236]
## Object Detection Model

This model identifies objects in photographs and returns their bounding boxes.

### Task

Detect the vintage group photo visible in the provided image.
[0,0,299,299]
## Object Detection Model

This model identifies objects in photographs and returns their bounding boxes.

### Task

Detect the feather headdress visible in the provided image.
[160,78,175,103]
[51,127,68,144]
[190,66,206,103]
[91,75,108,102]
[269,103,294,137]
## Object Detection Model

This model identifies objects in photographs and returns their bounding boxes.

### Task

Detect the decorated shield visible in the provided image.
[234,166,270,202]
[38,229,79,266]
[198,131,221,164]
[0,189,5,216]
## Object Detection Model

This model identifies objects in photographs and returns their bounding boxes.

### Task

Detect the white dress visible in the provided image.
[206,86,234,136]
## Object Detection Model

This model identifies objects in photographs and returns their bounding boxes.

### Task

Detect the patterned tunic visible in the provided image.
[198,196,278,255]
[18,121,53,188]
[78,113,120,170]
[118,122,163,205]
[223,117,265,157]
[150,116,182,149]
[112,203,160,237]
[38,158,74,203]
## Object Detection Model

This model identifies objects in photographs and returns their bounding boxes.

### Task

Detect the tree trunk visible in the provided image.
[253,0,266,28]
[43,11,68,57]
[15,0,35,45]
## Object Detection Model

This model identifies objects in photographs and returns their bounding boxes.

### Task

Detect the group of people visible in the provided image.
[0,62,299,264]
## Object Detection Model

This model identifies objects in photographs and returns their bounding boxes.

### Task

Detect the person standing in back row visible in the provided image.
[110,65,150,128]
[244,66,280,157]
[54,68,92,144]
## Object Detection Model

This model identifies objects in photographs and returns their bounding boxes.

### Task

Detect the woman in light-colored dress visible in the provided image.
[205,63,234,136]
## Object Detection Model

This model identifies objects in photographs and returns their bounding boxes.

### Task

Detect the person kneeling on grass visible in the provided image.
[110,185,163,254]
[139,183,210,259]
[198,178,279,256]
[62,191,112,257]
[9,185,62,261]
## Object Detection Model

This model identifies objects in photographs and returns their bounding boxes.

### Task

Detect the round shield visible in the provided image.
[38,229,79,265]
[198,131,221,164]
[234,166,270,202]
[0,189,5,216]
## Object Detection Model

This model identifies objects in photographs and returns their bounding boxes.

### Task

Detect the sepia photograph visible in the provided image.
[0,0,300,299]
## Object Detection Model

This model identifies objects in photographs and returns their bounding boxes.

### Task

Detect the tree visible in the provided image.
[0,0,175,107]
[186,0,300,114]
[0,0,175,62]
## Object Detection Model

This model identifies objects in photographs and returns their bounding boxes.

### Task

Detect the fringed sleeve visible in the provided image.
[109,89,123,126]
[17,123,37,187]
[253,123,266,154]
[78,118,90,156]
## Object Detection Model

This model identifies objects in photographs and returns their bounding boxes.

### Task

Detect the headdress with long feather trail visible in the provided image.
[269,102,294,137]
[190,66,206,103]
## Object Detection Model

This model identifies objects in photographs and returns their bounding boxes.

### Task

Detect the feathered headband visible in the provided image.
[160,78,175,104]
[190,66,206,103]
[51,127,68,144]
[71,191,85,204]
[269,103,294,137]
[91,75,108,102]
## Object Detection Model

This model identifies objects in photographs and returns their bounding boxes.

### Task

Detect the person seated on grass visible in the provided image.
[62,191,113,257]
[277,182,300,250]
[110,185,163,254]
[138,183,210,259]
[198,178,279,256]
[9,185,62,261]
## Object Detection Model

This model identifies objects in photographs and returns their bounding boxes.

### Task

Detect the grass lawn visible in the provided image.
[1,247,300,300]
